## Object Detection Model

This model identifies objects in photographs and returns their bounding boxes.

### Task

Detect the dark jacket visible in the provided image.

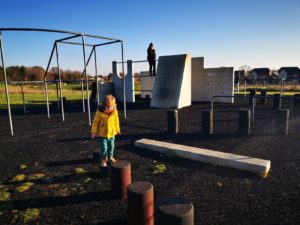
[147,47,156,61]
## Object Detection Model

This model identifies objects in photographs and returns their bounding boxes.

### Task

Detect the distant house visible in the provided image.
[249,68,270,80]
[278,67,300,81]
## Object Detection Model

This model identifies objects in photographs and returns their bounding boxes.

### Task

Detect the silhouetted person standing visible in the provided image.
[90,80,97,103]
[147,43,156,76]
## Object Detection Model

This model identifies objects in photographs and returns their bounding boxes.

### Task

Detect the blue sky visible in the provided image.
[0,0,299,75]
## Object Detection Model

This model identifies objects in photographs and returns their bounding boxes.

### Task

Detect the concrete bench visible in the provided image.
[135,139,271,175]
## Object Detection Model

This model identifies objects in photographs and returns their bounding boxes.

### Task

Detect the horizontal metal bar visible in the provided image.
[94,40,121,47]
[0,80,52,84]
[55,34,81,43]
[210,94,300,111]
[212,94,300,101]
[58,40,120,48]
[0,28,122,41]
[0,79,98,85]
[132,90,153,92]
[132,75,154,78]
[117,59,158,64]
[59,41,95,47]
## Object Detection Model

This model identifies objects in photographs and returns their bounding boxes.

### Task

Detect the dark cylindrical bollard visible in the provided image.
[128,181,154,225]
[294,94,300,115]
[260,90,267,105]
[110,160,131,199]
[276,109,289,135]
[249,89,256,106]
[168,109,179,134]
[157,197,194,225]
[202,110,213,135]
[238,109,251,135]
[273,94,282,109]
[92,150,99,163]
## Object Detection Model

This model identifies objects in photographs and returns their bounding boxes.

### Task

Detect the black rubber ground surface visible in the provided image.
[0,97,299,224]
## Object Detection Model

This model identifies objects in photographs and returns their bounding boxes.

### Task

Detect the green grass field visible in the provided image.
[0,84,89,108]
[1,82,299,108]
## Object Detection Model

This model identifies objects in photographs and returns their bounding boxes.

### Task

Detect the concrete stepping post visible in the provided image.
[273,94,282,109]
[128,181,154,225]
[201,110,213,135]
[239,109,251,135]
[109,160,131,199]
[294,94,300,115]
[260,90,267,105]
[168,109,179,134]
[249,89,256,106]
[276,109,289,136]
[92,150,99,163]
[157,197,194,225]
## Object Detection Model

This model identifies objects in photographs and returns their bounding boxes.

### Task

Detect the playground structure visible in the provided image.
[98,56,234,106]
[0,28,125,135]
[1,29,299,137]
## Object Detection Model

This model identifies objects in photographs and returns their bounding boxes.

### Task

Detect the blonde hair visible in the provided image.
[105,95,117,108]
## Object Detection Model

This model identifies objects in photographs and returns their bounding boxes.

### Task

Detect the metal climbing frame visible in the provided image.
[210,94,300,122]
[0,28,126,136]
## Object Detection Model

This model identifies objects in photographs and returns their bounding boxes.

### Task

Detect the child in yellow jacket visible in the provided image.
[91,95,120,167]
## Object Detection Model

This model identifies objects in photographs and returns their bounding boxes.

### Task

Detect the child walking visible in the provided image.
[91,95,121,167]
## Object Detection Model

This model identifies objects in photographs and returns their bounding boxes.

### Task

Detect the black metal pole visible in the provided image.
[121,41,127,118]
[80,47,95,78]
[82,35,91,126]
[55,43,65,121]
[21,83,26,114]
[56,81,59,110]
[81,77,85,112]
[94,46,100,105]
[43,42,56,118]
[43,43,56,79]
[44,80,50,118]
[0,31,13,135]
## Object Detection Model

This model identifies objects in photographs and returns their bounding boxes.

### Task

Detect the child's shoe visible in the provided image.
[109,157,117,163]
[100,159,107,167]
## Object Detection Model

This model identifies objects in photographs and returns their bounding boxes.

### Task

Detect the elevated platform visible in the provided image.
[140,71,155,99]
[135,139,271,175]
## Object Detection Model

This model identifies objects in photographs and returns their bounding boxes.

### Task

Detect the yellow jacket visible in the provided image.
[91,107,120,138]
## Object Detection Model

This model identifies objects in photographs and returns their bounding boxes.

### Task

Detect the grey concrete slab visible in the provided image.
[150,54,191,109]
[203,67,234,103]
[140,71,155,98]
[191,57,204,101]
[112,60,135,102]
[191,57,234,103]
[97,82,113,103]
[135,138,271,174]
